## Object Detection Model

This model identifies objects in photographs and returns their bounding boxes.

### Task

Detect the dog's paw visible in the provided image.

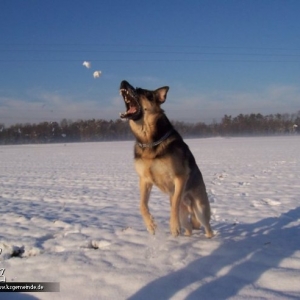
[205,230,214,239]
[171,228,180,237]
[147,224,156,235]
[184,228,192,236]
[142,214,157,235]
[146,218,157,235]
[170,222,181,237]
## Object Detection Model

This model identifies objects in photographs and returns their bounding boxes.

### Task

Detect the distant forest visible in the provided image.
[0,111,299,145]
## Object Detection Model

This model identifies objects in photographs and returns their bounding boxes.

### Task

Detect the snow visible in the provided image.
[0,136,299,299]
[93,71,101,78]
[82,61,91,69]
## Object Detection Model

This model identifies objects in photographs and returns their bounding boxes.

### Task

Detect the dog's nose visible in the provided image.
[120,80,134,91]
[120,80,129,88]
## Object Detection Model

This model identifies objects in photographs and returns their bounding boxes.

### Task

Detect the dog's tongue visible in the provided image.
[128,106,136,114]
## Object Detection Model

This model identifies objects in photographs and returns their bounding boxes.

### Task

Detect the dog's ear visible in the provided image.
[155,86,169,104]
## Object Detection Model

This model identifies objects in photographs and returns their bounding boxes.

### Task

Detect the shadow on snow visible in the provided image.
[129,207,300,300]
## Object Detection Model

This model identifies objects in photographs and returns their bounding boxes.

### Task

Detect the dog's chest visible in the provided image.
[135,158,175,193]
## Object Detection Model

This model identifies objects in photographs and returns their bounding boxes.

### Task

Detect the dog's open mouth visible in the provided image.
[119,81,141,120]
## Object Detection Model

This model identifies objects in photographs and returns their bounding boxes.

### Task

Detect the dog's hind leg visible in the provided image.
[191,213,201,230]
[179,200,193,236]
[192,194,214,238]
[139,178,156,234]
[184,195,202,230]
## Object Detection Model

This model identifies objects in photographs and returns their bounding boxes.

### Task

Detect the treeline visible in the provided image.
[0,112,299,145]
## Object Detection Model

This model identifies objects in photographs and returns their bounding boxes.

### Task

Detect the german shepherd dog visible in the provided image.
[119,80,213,238]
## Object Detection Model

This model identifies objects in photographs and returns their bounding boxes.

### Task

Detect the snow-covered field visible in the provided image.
[0,136,300,300]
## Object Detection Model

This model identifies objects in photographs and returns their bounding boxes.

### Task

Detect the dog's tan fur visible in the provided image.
[120,80,213,237]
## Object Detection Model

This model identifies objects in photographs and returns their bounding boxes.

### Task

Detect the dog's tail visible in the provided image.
[192,194,214,238]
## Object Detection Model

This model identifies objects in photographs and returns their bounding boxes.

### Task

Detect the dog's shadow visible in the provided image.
[128,207,300,300]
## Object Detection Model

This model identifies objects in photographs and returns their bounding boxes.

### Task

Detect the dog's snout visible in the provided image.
[120,80,135,91]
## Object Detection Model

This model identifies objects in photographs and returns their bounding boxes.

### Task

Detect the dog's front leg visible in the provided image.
[139,177,156,234]
[170,177,186,237]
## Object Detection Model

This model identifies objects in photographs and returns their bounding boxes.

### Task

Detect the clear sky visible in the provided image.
[1,0,300,126]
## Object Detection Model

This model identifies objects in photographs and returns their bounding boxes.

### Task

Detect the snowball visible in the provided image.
[93,71,102,78]
[82,61,91,69]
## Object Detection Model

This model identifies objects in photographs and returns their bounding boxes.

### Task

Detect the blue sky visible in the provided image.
[1,0,300,126]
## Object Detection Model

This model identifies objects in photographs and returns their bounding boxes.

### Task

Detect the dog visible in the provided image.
[119,80,213,238]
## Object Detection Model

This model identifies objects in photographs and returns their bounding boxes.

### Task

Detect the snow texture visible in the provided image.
[93,71,101,78]
[82,61,91,69]
[0,136,299,299]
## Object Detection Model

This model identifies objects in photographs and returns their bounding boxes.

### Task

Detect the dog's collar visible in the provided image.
[137,129,174,149]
